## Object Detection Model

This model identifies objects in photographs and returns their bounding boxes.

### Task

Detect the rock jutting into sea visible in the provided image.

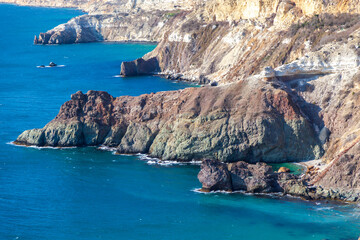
[14,78,323,163]
[198,159,360,202]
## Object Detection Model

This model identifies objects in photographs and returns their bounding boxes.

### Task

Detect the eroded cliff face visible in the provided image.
[6,0,201,44]
[0,0,199,13]
[33,11,183,44]
[0,0,89,8]
[15,79,322,163]
[202,0,360,23]
[123,2,360,84]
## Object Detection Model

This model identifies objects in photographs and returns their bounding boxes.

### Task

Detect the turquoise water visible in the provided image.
[271,163,305,175]
[1,4,360,240]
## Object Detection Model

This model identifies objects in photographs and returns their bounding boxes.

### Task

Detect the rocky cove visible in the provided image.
[6,0,360,204]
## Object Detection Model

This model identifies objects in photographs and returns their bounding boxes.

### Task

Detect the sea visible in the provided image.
[0,4,359,240]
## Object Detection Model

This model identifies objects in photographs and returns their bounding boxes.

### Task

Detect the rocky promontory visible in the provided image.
[32,10,186,44]
[15,78,323,163]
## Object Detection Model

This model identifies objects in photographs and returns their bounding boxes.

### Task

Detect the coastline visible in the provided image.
[4,0,360,205]
[0,0,86,9]
[0,1,84,10]
[5,4,360,239]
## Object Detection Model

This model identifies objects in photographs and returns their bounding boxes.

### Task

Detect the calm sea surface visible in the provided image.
[0,4,359,240]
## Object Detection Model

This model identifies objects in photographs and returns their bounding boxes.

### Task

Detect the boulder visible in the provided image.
[49,62,57,67]
[197,160,232,192]
[228,161,279,193]
[198,160,281,193]
[120,57,160,76]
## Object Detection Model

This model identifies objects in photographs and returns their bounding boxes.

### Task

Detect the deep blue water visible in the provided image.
[1,4,360,240]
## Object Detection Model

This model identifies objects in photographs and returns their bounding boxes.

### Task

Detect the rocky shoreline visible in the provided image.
[7,0,360,203]
[198,159,360,202]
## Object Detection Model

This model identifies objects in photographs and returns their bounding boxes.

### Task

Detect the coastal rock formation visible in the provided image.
[198,160,232,192]
[0,0,199,13]
[125,10,360,83]
[198,159,360,202]
[12,0,202,44]
[33,11,182,44]
[198,159,297,194]
[14,78,323,163]
[202,0,360,23]
[120,57,160,76]
[198,160,280,193]
[0,0,89,9]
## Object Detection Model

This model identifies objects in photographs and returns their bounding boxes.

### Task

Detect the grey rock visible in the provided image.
[121,57,160,76]
[319,127,331,144]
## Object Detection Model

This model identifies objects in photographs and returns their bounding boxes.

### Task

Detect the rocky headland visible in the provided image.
[8,0,360,202]
[14,78,323,162]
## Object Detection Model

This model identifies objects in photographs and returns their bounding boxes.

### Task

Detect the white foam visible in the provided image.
[191,188,233,194]
[7,141,76,150]
[98,146,117,152]
[191,188,291,199]
[113,75,122,78]
[135,154,201,166]
[314,207,334,211]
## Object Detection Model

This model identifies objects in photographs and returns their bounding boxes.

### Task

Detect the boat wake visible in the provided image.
[37,65,66,68]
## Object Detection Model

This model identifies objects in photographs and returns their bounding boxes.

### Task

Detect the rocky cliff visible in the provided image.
[15,78,323,162]
[33,10,184,44]
[0,0,199,13]
[3,0,201,44]
[0,0,89,9]
[124,7,360,84]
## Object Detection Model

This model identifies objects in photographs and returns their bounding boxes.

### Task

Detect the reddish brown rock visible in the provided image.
[198,160,232,192]
[15,79,322,163]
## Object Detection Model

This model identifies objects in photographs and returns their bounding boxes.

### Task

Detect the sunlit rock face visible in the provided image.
[15,78,323,163]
